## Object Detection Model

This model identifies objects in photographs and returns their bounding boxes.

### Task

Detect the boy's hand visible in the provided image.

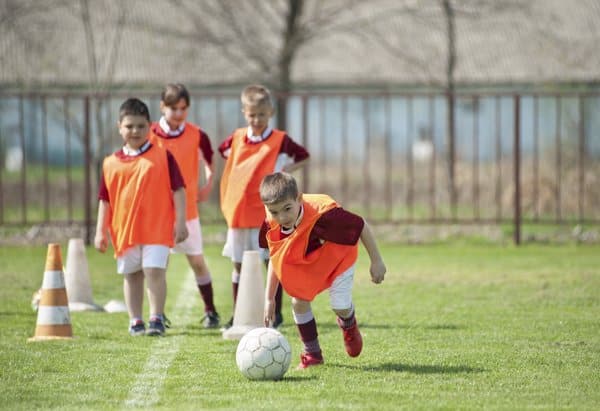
[174,222,189,243]
[196,185,211,203]
[94,233,107,253]
[264,298,275,327]
[370,259,386,284]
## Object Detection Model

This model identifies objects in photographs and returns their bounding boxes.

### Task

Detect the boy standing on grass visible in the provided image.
[95,98,188,337]
[219,85,309,329]
[149,83,221,329]
[260,172,386,369]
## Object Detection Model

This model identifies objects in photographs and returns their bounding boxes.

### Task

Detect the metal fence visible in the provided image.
[1,90,599,244]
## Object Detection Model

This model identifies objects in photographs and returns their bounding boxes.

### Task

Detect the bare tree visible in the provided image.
[145,0,410,130]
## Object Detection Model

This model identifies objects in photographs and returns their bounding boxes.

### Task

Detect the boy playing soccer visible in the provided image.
[95,98,188,336]
[219,84,309,329]
[260,172,386,369]
[150,83,221,328]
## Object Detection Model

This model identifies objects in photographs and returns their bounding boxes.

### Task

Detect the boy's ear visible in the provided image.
[297,192,303,202]
[159,101,166,112]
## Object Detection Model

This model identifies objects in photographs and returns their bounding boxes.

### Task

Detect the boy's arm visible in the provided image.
[264,260,280,326]
[94,200,110,253]
[173,187,188,243]
[283,157,309,173]
[197,160,214,202]
[360,219,386,284]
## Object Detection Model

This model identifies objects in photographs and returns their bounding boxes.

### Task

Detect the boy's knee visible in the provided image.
[333,307,353,318]
[291,298,311,314]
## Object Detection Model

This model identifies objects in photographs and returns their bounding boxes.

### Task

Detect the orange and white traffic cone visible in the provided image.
[28,243,73,341]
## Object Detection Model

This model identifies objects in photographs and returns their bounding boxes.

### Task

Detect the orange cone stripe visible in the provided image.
[44,244,63,271]
[36,306,71,325]
[39,289,69,306]
[34,324,72,337]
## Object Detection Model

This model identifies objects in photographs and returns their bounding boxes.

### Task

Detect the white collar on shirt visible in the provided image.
[247,126,273,143]
[280,204,304,235]
[159,116,185,136]
[122,140,151,156]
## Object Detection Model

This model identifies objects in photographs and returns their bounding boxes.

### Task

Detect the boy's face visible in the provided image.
[265,194,302,230]
[243,103,273,136]
[118,114,150,150]
[161,98,188,129]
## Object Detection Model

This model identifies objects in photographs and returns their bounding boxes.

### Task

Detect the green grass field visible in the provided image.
[0,242,599,410]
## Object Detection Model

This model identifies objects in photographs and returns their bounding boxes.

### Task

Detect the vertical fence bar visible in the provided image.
[533,95,539,221]
[429,95,436,221]
[19,95,27,224]
[0,105,3,224]
[513,95,521,245]
[406,96,414,221]
[385,94,392,220]
[319,96,326,192]
[341,96,348,206]
[495,96,502,221]
[447,91,457,221]
[301,95,309,191]
[555,96,561,222]
[472,96,479,220]
[83,97,92,244]
[363,97,371,218]
[42,96,50,222]
[578,95,585,222]
[64,97,73,222]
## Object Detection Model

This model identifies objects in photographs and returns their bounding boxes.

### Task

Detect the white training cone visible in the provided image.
[223,250,265,340]
[64,238,102,311]
[29,243,73,341]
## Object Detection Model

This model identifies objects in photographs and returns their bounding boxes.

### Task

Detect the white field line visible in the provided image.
[124,271,197,409]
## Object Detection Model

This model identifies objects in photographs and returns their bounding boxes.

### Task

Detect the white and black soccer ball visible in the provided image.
[236,327,292,380]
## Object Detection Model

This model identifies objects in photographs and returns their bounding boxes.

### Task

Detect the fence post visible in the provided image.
[84,96,92,245]
[513,95,521,245]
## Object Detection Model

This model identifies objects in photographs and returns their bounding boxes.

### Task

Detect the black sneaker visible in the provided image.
[272,312,283,328]
[201,311,220,329]
[220,316,233,331]
[129,320,145,336]
[146,314,171,336]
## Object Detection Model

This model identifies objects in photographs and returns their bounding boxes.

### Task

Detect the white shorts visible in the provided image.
[171,218,204,255]
[222,227,268,263]
[328,265,355,310]
[117,245,170,275]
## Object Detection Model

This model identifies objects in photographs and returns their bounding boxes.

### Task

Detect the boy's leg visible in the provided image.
[330,266,362,357]
[292,298,323,369]
[124,270,144,321]
[174,218,219,328]
[145,267,167,316]
[187,254,219,328]
[118,246,146,336]
[141,245,170,336]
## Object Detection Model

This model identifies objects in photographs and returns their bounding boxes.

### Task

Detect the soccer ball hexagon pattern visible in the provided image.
[236,327,292,380]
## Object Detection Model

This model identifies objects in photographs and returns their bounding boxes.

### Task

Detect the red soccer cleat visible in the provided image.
[296,351,324,370]
[338,318,363,357]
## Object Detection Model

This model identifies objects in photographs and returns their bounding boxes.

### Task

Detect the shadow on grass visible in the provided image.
[315,322,464,331]
[331,362,485,374]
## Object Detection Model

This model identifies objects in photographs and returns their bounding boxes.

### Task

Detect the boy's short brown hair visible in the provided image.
[119,98,150,122]
[260,172,299,205]
[161,83,190,107]
[241,84,273,110]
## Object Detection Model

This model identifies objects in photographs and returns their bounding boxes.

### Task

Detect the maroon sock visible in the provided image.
[275,284,283,315]
[297,318,320,354]
[232,282,239,306]
[197,283,216,313]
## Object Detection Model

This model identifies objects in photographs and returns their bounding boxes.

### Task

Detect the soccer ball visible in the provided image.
[236,327,292,380]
